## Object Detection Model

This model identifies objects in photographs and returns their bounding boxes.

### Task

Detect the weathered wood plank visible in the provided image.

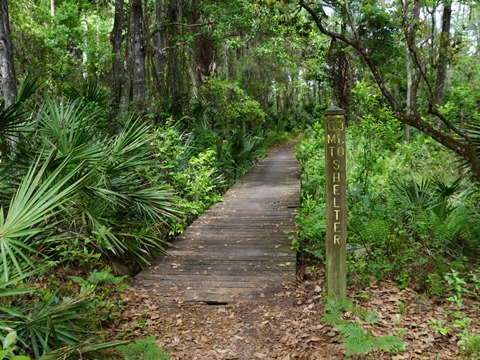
[139,266,297,276]
[163,250,296,259]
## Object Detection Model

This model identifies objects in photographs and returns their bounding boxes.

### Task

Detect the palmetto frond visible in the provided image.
[0,75,43,139]
[28,99,181,265]
[2,291,91,358]
[63,78,110,108]
[34,98,104,160]
[0,153,89,281]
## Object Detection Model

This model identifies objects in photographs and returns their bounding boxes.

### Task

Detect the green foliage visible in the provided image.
[0,153,88,281]
[355,1,398,66]
[458,333,480,360]
[70,268,127,322]
[0,90,194,357]
[198,78,266,136]
[13,99,182,267]
[63,78,110,110]
[0,75,43,154]
[444,270,468,304]
[115,337,170,360]
[0,331,30,360]
[322,296,406,357]
[11,1,113,92]
[36,339,130,360]
[296,105,480,288]
[294,122,327,259]
[148,123,223,223]
[427,318,451,336]
[428,302,479,358]
[0,291,90,358]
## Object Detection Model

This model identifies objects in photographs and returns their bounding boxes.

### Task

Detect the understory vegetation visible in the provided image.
[296,105,480,292]
[0,77,292,359]
[295,85,480,357]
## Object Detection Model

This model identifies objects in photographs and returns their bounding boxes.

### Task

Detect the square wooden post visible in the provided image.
[324,106,347,299]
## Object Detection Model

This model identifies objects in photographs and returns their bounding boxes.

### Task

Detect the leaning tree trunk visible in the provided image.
[0,0,17,108]
[300,0,480,181]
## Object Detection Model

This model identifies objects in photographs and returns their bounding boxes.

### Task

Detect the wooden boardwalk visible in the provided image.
[133,145,300,304]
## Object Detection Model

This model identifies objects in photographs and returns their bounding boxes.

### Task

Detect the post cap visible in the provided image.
[325,106,345,115]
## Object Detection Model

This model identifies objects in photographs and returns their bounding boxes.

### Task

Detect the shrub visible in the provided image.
[198,78,266,136]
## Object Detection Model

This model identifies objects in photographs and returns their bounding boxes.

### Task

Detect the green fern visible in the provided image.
[321,310,344,325]
[338,322,373,356]
[322,297,406,357]
[363,309,378,324]
[413,206,480,257]
[337,321,365,339]
[338,320,405,357]
[371,335,406,353]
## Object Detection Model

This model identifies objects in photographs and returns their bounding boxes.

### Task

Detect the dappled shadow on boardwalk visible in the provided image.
[133,145,300,304]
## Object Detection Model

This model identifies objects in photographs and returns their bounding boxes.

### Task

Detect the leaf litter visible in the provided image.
[108,269,480,359]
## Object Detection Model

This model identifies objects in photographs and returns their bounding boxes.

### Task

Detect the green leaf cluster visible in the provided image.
[115,337,170,360]
[198,78,266,136]
[0,331,29,360]
[322,297,406,357]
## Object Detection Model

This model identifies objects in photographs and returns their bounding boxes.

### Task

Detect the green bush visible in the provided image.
[115,337,170,360]
[148,123,223,225]
[198,78,266,136]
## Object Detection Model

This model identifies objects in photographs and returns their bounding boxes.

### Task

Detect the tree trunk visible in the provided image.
[224,30,229,80]
[126,0,145,109]
[153,0,167,100]
[0,0,17,108]
[110,0,124,113]
[404,0,421,142]
[163,1,196,116]
[435,1,452,107]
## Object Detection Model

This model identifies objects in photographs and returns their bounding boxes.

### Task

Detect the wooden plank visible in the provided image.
[136,274,293,283]
[162,250,296,259]
[143,260,295,270]
[167,242,292,249]
[139,267,296,277]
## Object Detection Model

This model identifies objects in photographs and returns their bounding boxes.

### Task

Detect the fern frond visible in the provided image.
[363,309,378,324]
[321,310,343,325]
[344,338,373,357]
[371,335,406,353]
[337,321,365,340]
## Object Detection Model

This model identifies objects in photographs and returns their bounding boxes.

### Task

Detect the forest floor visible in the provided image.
[110,266,480,359]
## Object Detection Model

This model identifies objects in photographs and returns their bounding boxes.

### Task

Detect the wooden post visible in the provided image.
[324,106,347,299]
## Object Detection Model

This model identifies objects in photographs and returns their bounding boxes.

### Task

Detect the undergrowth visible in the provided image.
[295,108,480,291]
[113,337,170,360]
[322,296,406,357]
